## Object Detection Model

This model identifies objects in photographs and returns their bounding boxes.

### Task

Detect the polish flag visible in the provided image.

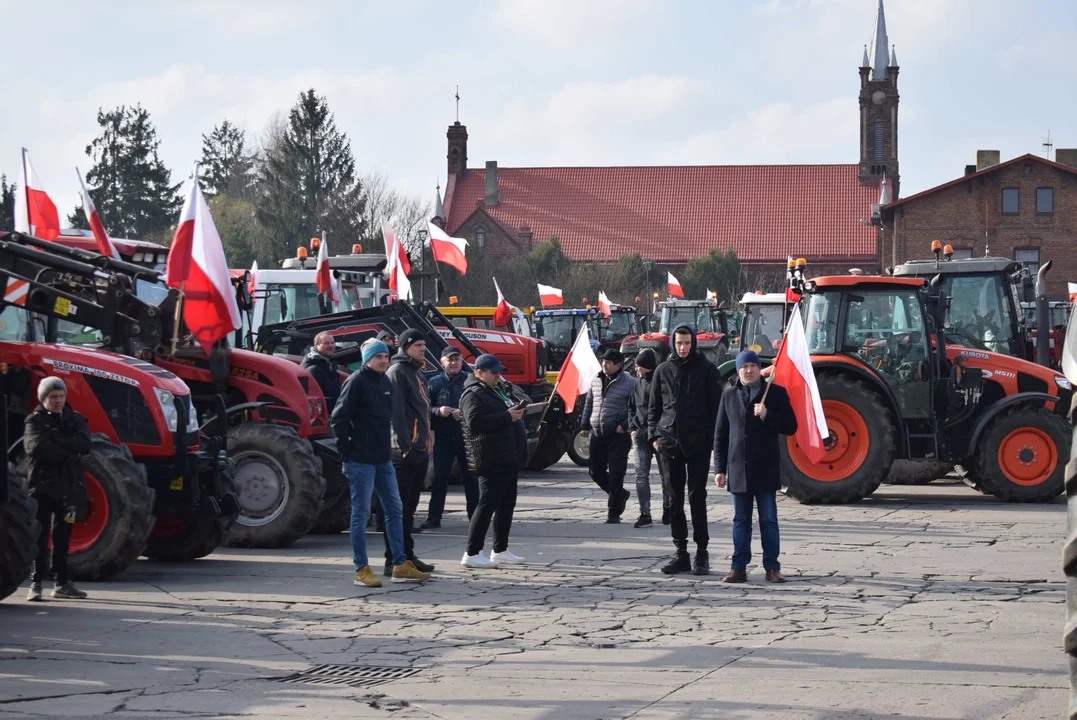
[76,168,120,260]
[382,224,412,301]
[165,166,242,354]
[493,277,513,327]
[248,260,259,298]
[706,289,717,300]
[427,221,468,275]
[14,148,61,241]
[769,309,829,464]
[667,271,684,298]
[538,283,563,307]
[555,324,601,412]
[785,287,801,303]
[597,291,612,319]
[315,232,335,299]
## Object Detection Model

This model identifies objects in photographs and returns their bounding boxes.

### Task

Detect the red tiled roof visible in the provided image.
[445,165,879,264]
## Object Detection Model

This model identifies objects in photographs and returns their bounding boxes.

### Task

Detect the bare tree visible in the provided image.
[359,170,431,256]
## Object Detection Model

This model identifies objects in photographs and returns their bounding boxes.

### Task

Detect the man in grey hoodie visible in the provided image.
[581,349,636,523]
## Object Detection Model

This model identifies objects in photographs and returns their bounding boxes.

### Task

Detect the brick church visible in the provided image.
[435,2,900,275]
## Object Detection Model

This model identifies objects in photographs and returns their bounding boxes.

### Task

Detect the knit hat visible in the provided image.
[398,329,424,351]
[735,349,761,370]
[635,348,658,370]
[361,340,390,364]
[37,376,66,403]
[376,330,396,344]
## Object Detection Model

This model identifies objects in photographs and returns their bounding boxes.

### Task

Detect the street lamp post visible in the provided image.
[643,260,653,313]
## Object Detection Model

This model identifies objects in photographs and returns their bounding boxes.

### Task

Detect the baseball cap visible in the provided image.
[474,354,507,373]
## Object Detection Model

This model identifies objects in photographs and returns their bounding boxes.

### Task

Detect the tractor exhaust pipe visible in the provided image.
[1036,261,1053,367]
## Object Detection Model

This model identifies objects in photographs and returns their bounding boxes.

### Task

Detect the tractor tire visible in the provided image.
[702,341,730,367]
[526,430,568,471]
[969,406,1069,503]
[309,488,352,535]
[780,373,895,504]
[566,430,591,467]
[1,472,39,602]
[223,424,325,549]
[1062,419,1077,713]
[143,461,238,561]
[885,460,953,486]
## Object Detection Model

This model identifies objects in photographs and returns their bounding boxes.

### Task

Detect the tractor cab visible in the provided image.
[637,299,730,365]
[715,293,795,383]
[533,308,598,370]
[590,304,640,363]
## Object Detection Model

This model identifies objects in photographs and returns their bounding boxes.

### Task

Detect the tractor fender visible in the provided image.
[200,401,276,430]
[811,360,907,458]
[964,391,1059,458]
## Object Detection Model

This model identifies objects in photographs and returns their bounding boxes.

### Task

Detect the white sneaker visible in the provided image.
[461,552,499,568]
[491,549,525,564]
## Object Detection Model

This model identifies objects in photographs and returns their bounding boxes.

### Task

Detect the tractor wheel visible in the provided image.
[309,489,352,535]
[780,374,895,504]
[885,460,953,486]
[969,406,1069,503]
[525,430,568,471]
[223,423,325,548]
[1062,421,1077,687]
[1,471,39,601]
[566,430,591,467]
[143,461,238,561]
[702,341,730,367]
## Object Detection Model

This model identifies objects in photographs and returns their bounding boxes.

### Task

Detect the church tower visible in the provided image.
[858,0,899,197]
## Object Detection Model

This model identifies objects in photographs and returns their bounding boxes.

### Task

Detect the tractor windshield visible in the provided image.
[592,311,634,341]
[804,292,841,354]
[660,306,713,334]
[536,315,580,349]
[942,274,1017,355]
[742,304,786,358]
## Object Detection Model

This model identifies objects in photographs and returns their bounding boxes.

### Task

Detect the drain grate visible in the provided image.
[274,664,422,689]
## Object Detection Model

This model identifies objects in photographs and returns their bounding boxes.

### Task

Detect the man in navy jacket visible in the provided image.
[422,347,478,528]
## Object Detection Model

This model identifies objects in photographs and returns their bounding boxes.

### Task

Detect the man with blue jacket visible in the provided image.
[421,347,478,529]
[582,349,637,524]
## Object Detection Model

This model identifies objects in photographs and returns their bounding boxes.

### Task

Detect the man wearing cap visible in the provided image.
[301,331,342,413]
[627,348,668,529]
[376,330,398,352]
[421,346,478,529]
[384,328,435,575]
[25,377,92,601]
[333,338,429,587]
[581,348,637,523]
[459,354,528,568]
[714,350,797,584]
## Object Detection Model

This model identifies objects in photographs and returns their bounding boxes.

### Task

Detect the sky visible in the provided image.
[2,0,1075,223]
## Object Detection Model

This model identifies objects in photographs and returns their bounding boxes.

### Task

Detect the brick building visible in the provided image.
[880,151,1077,297]
[434,2,900,276]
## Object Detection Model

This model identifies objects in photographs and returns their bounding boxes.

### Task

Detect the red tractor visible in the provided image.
[636,298,732,366]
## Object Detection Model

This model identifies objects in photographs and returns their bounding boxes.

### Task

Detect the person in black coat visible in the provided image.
[300,331,342,413]
[25,377,92,601]
[647,324,723,576]
[713,350,798,584]
[581,348,636,524]
[627,348,668,528]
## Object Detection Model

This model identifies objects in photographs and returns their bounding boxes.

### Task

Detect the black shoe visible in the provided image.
[420,518,441,530]
[616,489,630,516]
[409,557,435,573]
[692,550,710,576]
[411,524,423,535]
[633,514,653,528]
[384,562,393,577]
[661,550,691,575]
[604,514,621,524]
[661,507,671,526]
[50,583,87,599]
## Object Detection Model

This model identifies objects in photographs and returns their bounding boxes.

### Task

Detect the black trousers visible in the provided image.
[32,492,72,586]
[588,432,632,514]
[466,470,518,556]
[384,452,428,563]
[661,447,710,551]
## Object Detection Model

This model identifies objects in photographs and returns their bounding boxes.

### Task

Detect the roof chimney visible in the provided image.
[976,150,1001,171]
[1055,149,1077,168]
[964,164,977,176]
[484,161,499,207]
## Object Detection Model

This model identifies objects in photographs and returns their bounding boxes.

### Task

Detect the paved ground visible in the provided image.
[0,459,1067,719]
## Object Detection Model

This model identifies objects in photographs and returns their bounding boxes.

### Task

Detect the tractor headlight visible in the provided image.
[1056,376,1071,390]
[154,387,179,432]
[185,396,200,433]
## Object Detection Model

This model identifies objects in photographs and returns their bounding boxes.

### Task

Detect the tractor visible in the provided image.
[716,292,795,383]
[533,308,599,373]
[635,298,732,367]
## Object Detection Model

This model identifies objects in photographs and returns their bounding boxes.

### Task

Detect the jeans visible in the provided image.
[426,432,478,524]
[661,447,710,551]
[385,452,428,563]
[32,492,72,585]
[345,460,405,569]
[588,432,632,514]
[633,435,668,516]
[466,470,518,556]
[731,491,780,571]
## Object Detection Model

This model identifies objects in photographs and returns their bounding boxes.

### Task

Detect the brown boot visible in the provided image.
[722,569,747,583]
[765,569,786,583]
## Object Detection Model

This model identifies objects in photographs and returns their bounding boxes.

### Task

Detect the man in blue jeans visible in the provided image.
[713,350,797,583]
[332,338,430,587]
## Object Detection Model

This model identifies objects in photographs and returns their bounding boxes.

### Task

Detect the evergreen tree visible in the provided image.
[0,175,14,231]
[681,247,742,303]
[200,120,254,198]
[256,89,366,263]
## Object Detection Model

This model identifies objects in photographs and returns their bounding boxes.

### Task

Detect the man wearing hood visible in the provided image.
[384,328,435,576]
[647,324,723,576]
[301,332,342,413]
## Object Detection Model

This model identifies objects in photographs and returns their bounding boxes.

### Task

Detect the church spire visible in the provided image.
[870,0,890,81]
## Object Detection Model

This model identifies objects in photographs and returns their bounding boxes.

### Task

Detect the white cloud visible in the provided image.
[490,0,660,50]
[164,1,317,36]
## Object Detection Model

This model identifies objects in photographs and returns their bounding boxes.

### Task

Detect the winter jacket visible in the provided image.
[581,370,636,438]
[627,373,654,433]
[301,349,342,413]
[332,366,393,465]
[385,351,431,457]
[713,381,798,494]
[24,405,92,504]
[647,324,724,457]
[427,370,467,438]
[459,374,526,475]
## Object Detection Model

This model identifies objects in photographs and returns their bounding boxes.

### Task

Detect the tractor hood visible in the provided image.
[947,345,1071,394]
[33,343,189,395]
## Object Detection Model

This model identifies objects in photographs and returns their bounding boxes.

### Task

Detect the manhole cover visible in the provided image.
[274,664,422,688]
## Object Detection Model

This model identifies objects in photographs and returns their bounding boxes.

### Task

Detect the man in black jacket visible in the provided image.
[459,354,527,569]
[333,339,430,587]
[300,331,342,412]
[581,349,636,524]
[421,347,478,529]
[714,350,798,584]
[25,377,92,601]
[647,324,723,576]
[627,348,667,529]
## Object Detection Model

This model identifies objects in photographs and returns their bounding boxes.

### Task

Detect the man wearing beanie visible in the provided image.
[383,328,435,575]
[333,339,430,586]
[25,377,92,601]
[581,348,636,524]
[714,349,797,584]
[627,348,668,528]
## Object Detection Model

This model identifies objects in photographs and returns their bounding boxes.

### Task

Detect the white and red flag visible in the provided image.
[537,283,563,307]
[667,271,684,298]
[248,260,259,298]
[76,168,120,259]
[427,221,468,275]
[14,148,61,241]
[165,165,242,354]
[382,224,412,301]
[315,231,341,304]
[493,277,513,327]
[769,309,829,464]
[555,324,601,412]
[597,291,612,319]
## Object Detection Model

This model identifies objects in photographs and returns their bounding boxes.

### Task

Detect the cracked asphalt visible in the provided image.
[0,460,1067,719]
